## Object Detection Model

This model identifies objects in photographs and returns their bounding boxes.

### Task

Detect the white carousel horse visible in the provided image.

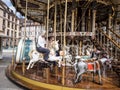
[64,46,73,64]
[27,40,62,70]
[60,46,73,66]
[74,58,102,84]
[47,40,62,67]
[99,55,113,77]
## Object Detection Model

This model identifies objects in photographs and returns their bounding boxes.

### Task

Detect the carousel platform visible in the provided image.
[6,64,120,90]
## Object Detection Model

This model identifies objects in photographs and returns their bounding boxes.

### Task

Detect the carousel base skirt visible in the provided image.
[6,65,83,90]
[6,65,120,90]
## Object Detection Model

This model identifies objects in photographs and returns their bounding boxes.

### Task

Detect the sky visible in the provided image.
[2,0,23,18]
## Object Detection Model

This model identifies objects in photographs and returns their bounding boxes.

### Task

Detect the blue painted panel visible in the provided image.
[22,39,32,62]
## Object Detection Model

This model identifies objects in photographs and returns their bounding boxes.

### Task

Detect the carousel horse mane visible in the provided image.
[48,40,59,51]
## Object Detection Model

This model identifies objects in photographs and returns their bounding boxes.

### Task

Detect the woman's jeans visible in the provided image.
[37,47,50,61]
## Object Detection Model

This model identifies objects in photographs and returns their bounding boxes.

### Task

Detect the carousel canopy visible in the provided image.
[10,0,120,23]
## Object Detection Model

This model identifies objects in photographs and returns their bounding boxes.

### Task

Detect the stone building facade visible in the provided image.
[0,1,20,48]
[0,1,20,59]
[20,19,45,41]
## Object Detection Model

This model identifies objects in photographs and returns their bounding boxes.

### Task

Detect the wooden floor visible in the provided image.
[11,63,120,89]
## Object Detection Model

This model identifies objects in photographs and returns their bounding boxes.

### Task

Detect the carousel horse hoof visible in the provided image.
[74,81,77,84]
[74,80,81,84]
[99,82,103,85]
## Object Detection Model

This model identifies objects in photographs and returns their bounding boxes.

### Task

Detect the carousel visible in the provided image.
[6,0,120,89]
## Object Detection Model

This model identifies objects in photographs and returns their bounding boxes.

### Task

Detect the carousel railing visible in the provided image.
[108,28,120,46]
[108,28,120,39]
[96,28,120,60]
[98,28,120,49]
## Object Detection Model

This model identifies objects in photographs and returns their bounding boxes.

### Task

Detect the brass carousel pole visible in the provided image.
[45,0,50,83]
[60,1,63,48]
[88,9,91,32]
[101,32,102,47]
[12,0,17,67]
[62,0,67,85]
[22,0,28,75]
[71,5,75,55]
[92,9,96,40]
[46,0,49,47]
[79,41,82,55]
[107,13,112,54]
[71,9,74,32]
[24,0,27,38]
[54,1,58,78]
[103,33,105,49]
[54,1,57,41]
[74,6,77,32]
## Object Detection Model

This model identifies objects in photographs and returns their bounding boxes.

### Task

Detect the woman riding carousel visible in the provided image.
[37,30,50,61]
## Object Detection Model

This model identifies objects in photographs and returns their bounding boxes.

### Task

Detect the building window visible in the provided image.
[2,27,5,33]
[19,32,21,36]
[15,32,17,37]
[10,39,12,47]
[8,14,10,19]
[14,40,16,46]
[7,30,9,36]
[3,19,5,25]
[22,32,24,36]
[3,12,6,17]
[8,21,10,27]
[11,31,13,37]
[27,32,30,36]
[15,19,17,24]
[12,23,14,29]
[38,32,40,35]
[12,17,14,21]
[15,25,17,30]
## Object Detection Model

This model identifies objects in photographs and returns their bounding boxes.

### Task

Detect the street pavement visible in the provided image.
[0,52,24,90]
